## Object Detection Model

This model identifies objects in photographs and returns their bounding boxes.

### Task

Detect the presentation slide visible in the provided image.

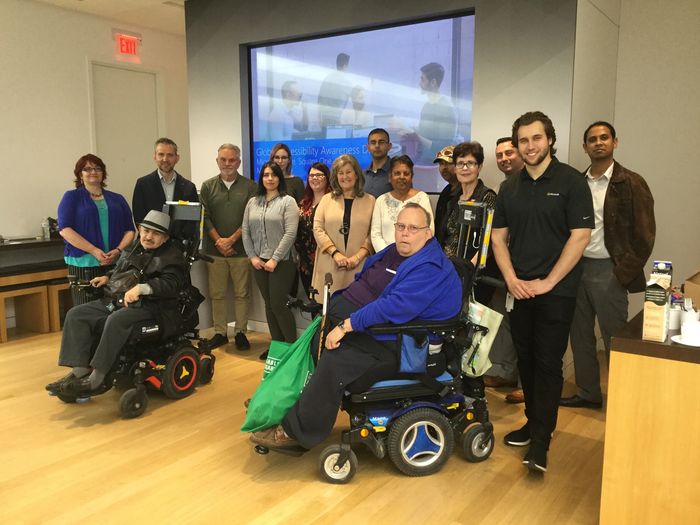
[248,14,474,192]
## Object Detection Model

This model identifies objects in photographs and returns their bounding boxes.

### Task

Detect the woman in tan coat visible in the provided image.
[312,154,375,296]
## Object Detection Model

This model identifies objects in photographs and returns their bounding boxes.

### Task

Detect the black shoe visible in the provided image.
[523,442,548,472]
[46,372,76,394]
[259,349,269,361]
[60,376,108,397]
[559,395,602,409]
[208,333,229,350]
[234,332,251,350]
[504,424,531,447]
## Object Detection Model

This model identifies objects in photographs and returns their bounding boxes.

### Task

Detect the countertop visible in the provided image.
[612,311,700,365]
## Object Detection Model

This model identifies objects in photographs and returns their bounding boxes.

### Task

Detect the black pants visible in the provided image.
[58,299,154,373]
[283,295,398,449]
[509,293,576,447]
[67,265,111,305]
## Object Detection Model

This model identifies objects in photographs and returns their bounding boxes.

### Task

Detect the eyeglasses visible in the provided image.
[82,167,104,174]
[273,155,289,161]
[455,161,478,170]
[394,223,429,234]
[308,173,326,179]
[368,140,389,147]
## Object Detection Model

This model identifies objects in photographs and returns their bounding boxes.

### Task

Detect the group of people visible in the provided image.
[49,109,655,475]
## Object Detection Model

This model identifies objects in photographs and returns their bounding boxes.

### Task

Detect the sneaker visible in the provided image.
[258,349,269,361]
[208,333,229,350]
[234,332,251,350]
[504,424,531,447]
[522,442,547,472]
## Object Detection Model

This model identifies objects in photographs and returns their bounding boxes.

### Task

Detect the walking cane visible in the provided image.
[317,272,333,362]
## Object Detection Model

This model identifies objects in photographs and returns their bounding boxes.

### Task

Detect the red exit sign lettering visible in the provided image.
[118,35,138,56]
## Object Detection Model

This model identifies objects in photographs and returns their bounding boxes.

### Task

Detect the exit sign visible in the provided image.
[112,29,142,63]
[118,34,138,55]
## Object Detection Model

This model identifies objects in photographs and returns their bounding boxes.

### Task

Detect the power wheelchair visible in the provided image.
[316,202,498,483]
[56,202,215,418]
[256,202,499,483]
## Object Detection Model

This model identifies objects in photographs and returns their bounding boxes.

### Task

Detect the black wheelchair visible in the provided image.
[315,202,497,483]
[56,202,215,418]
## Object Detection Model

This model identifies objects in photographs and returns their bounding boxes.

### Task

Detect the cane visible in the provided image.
[317,272,334,362]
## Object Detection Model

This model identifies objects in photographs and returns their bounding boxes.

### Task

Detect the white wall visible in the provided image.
[614,0,700,293]
[0,0,190,238]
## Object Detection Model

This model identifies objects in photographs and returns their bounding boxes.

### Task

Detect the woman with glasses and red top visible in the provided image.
[57,154,135,305]
[295,162,331,297]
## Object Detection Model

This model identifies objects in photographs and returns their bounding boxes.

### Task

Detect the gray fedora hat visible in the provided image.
[139,210,171,235]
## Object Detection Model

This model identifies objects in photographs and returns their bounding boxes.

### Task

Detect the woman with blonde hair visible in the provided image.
[312,154,375,295]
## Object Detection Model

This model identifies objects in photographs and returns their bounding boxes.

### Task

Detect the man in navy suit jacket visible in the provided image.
[132,137,199,241]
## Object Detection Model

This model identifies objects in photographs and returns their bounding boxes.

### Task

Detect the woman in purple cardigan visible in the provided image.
[57,154,135,304]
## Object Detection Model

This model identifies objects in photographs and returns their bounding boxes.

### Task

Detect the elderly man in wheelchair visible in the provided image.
[46,210,190,401]
[250,203,494,481]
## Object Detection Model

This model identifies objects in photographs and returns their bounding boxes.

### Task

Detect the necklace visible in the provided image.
[89,190,103,198]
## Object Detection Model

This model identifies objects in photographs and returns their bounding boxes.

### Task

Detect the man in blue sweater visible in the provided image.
[251,203,462,450]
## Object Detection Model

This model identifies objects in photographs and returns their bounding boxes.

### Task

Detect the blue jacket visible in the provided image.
[58,187,135,258]
[349,238,462,338]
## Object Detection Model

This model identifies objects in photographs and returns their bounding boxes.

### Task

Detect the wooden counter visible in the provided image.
[600,312,700,524]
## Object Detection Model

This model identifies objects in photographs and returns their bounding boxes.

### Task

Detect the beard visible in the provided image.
[522,145,550,167]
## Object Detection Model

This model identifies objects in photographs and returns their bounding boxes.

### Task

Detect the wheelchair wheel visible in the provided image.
[461,424,494,462]
[119,388,149,419]
[162,344,199,399]
[387,407,454,477]
[198,354,215,385]
[318,445,358,484]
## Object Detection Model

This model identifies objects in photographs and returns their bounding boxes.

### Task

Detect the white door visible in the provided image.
[91,63,159,205]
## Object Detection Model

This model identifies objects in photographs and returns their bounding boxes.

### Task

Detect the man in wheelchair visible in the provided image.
[46,210,189,397]
[251,203,462,450]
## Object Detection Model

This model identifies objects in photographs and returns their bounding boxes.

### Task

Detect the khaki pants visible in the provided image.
[207,255,251,335]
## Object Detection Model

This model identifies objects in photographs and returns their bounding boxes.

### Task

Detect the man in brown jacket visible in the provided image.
[561,121,655,409]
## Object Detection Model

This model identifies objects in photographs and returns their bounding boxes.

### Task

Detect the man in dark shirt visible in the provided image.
[433,145,458,246]
[363,128,393,197]
[492,111,593,473]
[483,137,525,403]
[132,138,199,240]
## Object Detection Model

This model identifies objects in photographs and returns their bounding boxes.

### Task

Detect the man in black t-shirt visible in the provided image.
[492,111,593,473]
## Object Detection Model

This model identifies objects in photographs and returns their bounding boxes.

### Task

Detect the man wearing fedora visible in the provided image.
[46,210,189,397]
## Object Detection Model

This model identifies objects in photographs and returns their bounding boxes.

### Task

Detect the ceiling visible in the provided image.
[34,0,186,36]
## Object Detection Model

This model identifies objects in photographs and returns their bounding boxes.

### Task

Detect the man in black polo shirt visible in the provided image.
[492,111,593,473]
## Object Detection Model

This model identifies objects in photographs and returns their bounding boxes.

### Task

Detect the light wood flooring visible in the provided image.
[0,330,607,524]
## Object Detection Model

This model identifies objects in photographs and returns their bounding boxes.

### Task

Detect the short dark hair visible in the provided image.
[496,136,514,147]
[256,161,287,196]
[155,137,178,153]
[420,62,445,87]
[300,162,331,211]
[73,154,107,189]
[583,121,617,143]
[512,111,557,155]
[367,128,390,143]
[336,53,350,69]
[452,141,484,166]
[389,155,414,175]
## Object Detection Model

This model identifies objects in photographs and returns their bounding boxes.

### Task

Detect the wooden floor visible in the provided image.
[0,330,607,524]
